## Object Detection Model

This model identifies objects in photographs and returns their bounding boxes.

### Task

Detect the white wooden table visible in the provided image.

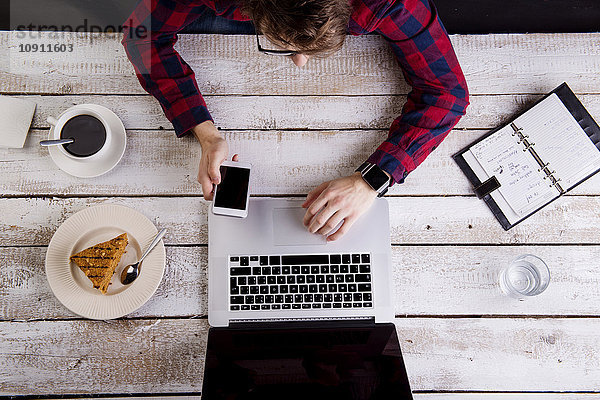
[1,31,600,397]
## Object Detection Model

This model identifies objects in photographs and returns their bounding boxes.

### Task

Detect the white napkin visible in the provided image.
[0,95,37,148]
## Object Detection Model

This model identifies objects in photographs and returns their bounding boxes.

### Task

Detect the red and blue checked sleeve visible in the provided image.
[353,0,469,185]
[121,0,250,137]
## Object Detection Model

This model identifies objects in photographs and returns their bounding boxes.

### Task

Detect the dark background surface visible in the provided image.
[1,0,599,33]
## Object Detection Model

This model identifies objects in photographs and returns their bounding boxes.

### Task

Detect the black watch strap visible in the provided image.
[356,162,391,197]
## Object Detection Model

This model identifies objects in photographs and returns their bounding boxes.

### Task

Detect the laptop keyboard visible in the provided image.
[228,254,373,311]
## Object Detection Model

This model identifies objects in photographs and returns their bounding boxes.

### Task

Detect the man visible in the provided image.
[122,0,469,241]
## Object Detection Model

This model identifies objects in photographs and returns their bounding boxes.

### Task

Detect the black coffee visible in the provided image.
[60,115,107,157]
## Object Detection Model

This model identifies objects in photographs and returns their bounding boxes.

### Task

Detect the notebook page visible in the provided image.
[468,125,558,218]
[514,93,600,190]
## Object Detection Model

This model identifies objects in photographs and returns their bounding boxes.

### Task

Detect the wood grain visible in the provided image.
[3,195,600,247]
[2,318,599,395]
[2,129,600,196]
[16,93,600,131]
[3,245,600,320]
[2,33,600,95]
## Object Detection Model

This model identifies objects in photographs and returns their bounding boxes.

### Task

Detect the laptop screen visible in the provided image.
[202,322,413,400]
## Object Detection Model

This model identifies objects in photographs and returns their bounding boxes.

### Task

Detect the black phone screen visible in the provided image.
[214,165,250,210]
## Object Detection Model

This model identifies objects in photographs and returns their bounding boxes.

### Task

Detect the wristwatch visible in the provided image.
[356,162,391,197]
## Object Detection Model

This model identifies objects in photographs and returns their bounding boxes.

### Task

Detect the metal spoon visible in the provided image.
[120,228,167,285]
[40,138,74,146]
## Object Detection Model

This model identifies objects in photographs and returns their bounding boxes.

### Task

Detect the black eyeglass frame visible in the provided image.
[256,34,298,56]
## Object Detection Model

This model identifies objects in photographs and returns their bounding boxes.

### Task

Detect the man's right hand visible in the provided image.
[193,121,236,201]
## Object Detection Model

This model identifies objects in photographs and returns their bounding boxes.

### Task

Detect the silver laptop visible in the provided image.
[208,198,394,327]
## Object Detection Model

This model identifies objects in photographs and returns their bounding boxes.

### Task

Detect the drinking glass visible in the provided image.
[499,254,550,299]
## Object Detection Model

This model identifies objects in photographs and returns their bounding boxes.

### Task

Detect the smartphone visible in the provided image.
[211,160,252,218]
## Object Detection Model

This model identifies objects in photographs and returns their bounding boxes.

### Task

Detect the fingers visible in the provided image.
[327,215,358,242]
[198,169,214,200]
[308,202,339,234]
[315,210,345,236]
[302,182,328,209]
[302,190,330,227]
[207,153,222,185]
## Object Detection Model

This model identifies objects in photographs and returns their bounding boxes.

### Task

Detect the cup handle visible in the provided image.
[47,116,58,126]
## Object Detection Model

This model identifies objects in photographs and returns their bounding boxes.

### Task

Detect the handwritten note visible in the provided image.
[470,125,557,217]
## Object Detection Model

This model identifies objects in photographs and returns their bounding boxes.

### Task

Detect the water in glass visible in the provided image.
[499,254,550,299]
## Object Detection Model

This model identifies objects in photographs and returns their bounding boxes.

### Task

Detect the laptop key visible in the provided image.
[309,285,318,293]
[326,275,334,283]
[306,275,315,283]
[282,266,291,274]
[302,304,311,309]
[311,265,320,274]
[267,276,276,285]
[360,264,371,273]
[304,294,313,302]
[251,305,260,310]
[355,274,371,282]
[361,254,370,263]
[230,256,240,262]
[331,265,339,273]
[269,256,281,265]
[364,293,372,301]
[250,287,259,294]
[353,293,362,301]
[260,286,269,294]
[285,295,293,303]
[312,303,321,308]
[261,305,271,310]
[323,303,332,308]
[358,284,371,292]
[353,303,362,308]
[282,304,291,309]
[297,276,306,284]
[350,265,359,273]
[248,277,256,285]
[324,294,333,302]
[231,267,251,276]
[334,294,342,302]
[343,303,352,308]
[275,295,284,303]
[255,295,264,304]
[252,267,261,275]
[292,304,301,309]
[364,302,373,307]
[294,294,303,303]
[299,285,308,293]
[338,284,347,292]
[265,295,274,303]
[292,266,300,274]
[328,284,337,292]
[230,286,239,295]
[352,254,361,263]
[343,294,352,301]
[348,284,357,292]
[269,286,278,294]
[240,257,249,266]
[333,303,342,308]
[319,284,328,292]
[335,275,344,283]
[277,276,286,284]
[316,275,325,283]
[241,305,250,310]
[287,276,296,284]
[250,256,259,262]
[258,277,267,285]
[342,254,351,264]
[245,296,254,304]
[345,274,354,282]
[272,304,281,309]
[241,286,249,294]
[340,265,349,273]
[262,267,272,275]
[315,294,323,302]
[238,277,247,285]
[320,265,329,273]
[279,285,289,293]
[330,254,341,264]
[260,256,268,265]
[301,266,310,274]
[272,267,281,275]
[230,296,244,304]
[290,285,298,293]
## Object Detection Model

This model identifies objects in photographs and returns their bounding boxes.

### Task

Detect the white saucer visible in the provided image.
[47,104,126,178]
[45,204,166,320]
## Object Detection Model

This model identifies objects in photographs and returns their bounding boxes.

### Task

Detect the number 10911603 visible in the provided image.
[19,43,74,52]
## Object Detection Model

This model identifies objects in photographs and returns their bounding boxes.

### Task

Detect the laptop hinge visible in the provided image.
[229,316,376,330]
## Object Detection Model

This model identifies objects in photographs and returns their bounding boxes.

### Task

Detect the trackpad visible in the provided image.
[273,207,327,246]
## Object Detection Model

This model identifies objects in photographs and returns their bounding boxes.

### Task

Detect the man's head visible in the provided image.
[243,0,352,62]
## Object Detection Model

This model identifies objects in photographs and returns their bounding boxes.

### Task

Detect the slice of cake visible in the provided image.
[70,233,128,294]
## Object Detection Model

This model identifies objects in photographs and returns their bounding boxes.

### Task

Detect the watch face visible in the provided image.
[364,166,389,191]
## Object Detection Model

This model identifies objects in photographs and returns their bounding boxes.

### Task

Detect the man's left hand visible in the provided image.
[302,172,378,242]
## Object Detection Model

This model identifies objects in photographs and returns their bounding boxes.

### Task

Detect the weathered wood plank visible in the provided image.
[3,245,600,320]
[3,196,600,246]
[16,93,600,131]
[2,33,600,95]
[65,395,600,400]
[2,318,599,394]
[2,129,600,196]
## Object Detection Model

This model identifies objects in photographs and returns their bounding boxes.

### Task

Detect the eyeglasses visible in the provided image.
[256,34,298,56]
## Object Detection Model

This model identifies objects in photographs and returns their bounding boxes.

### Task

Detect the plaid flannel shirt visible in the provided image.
[122,0,469,185]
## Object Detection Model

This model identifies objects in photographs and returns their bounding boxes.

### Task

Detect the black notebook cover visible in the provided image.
[453,82,600,230]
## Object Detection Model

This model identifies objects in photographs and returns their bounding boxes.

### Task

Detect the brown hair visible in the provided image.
[242,0,352,55]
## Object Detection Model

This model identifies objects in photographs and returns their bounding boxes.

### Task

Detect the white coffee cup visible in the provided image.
[47,105,113,161]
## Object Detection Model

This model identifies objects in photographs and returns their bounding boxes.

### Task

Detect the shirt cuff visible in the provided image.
[366,143,416,186]
[163,96,214,138]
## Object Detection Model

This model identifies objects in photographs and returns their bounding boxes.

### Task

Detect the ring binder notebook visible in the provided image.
[453,83,600,230]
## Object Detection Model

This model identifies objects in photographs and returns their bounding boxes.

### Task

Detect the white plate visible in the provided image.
[45,204,166,320]
[47,104,127,178]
